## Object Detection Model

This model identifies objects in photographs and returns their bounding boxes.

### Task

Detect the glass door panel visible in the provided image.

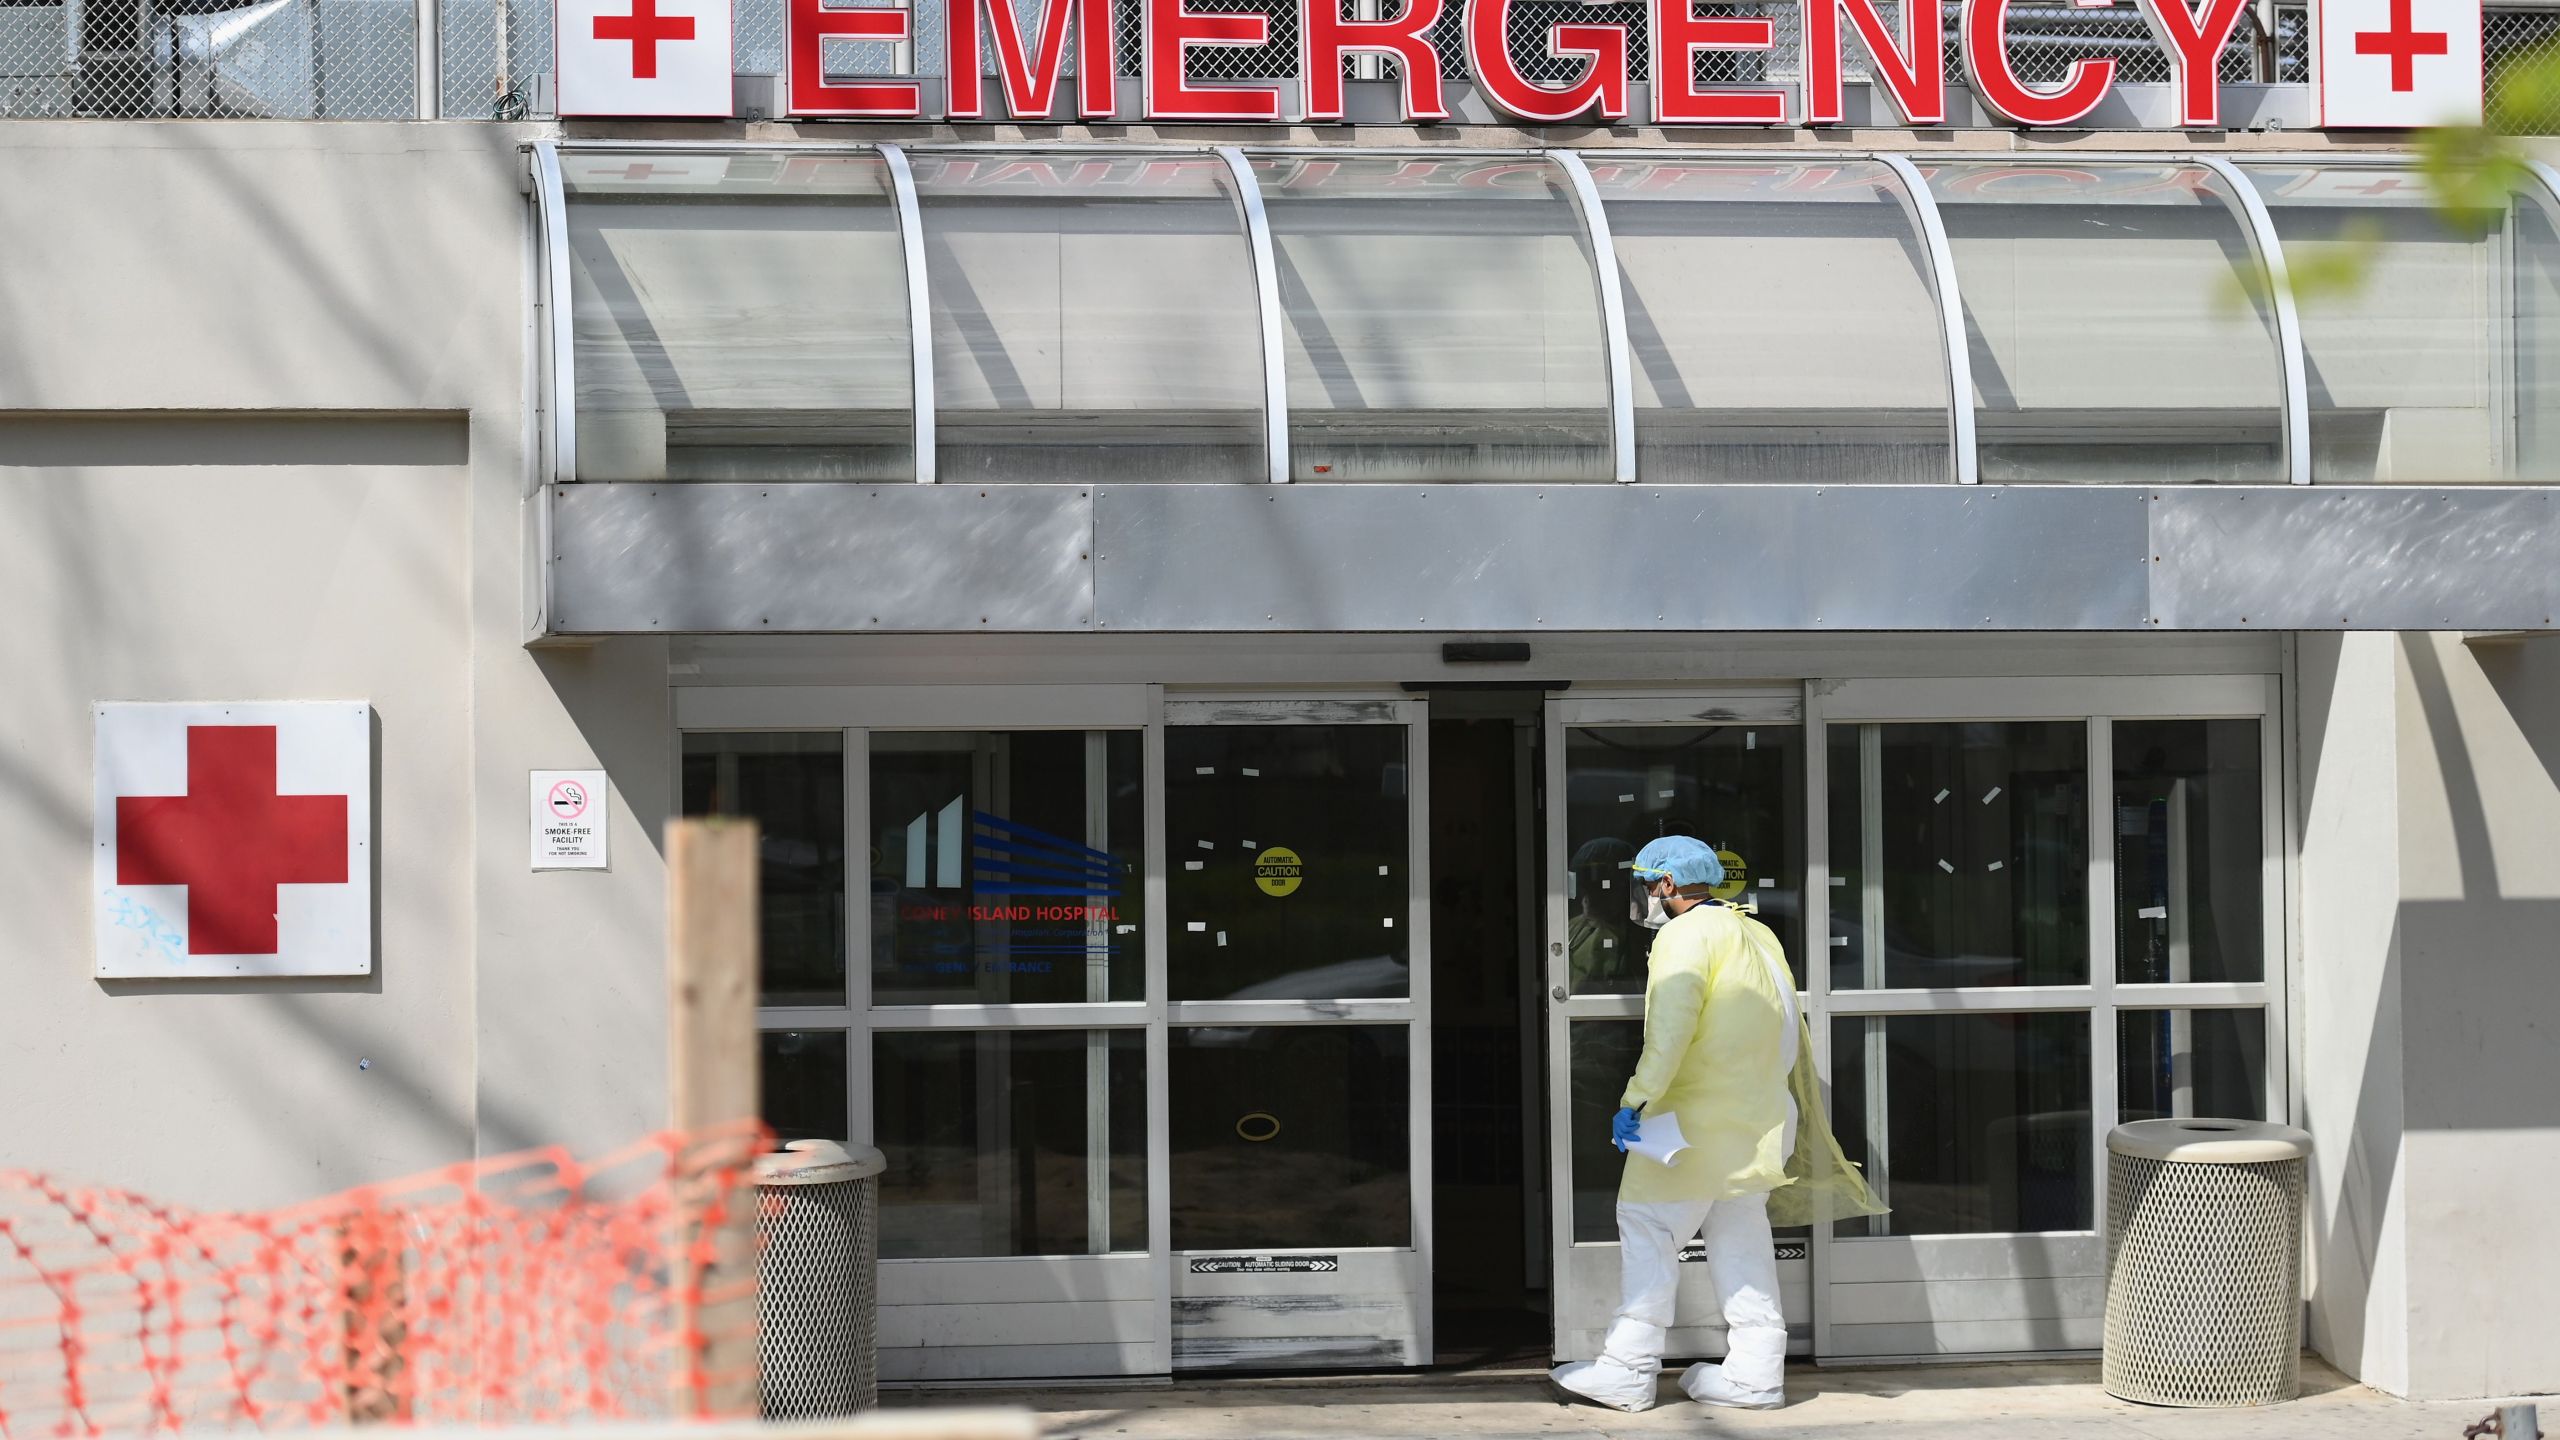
[1560,722,1806,994]
[2117,1009,2268,1124]
[1544,693,1813,1365]
[873,1029,1149,1259]
[683,731,849,1006]
[1165,701,1431,1372]
[1829,721,2089,991]
[1170,1025,1413,1250]
[868,729,1145,1006]
[1829,1013,2094,1237]
[2111,719,2266,986]
[1166,724,1410,1001]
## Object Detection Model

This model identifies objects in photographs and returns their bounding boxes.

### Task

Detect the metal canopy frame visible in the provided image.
[532,140,2560,491]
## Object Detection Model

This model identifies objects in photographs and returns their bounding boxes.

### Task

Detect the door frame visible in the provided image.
[1162,695,1435,1371]
[1807,673,2287,1361]
[1538,673,2289,1365]
[1541,685,1814,1364]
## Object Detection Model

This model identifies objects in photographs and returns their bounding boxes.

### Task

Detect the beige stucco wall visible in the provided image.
[2392,632,2560,1400]
[0,122,676,1206]
[2297,629,2560,1401]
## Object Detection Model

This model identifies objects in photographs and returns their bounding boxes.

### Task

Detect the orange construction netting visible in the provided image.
[0,1125,767,1437]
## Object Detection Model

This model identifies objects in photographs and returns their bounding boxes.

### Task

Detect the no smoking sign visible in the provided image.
[531,770,611,871]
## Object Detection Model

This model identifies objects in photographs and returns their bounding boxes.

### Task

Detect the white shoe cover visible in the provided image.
[1551,1359,1660,1413]
[1679,1360,1783,1410]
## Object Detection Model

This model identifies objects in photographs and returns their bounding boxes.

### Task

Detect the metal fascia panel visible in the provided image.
[2148,487,2560,631]
[1092,486,2148,632]
[551,483,1094,633]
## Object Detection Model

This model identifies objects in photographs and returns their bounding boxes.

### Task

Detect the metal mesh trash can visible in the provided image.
[756,1140,886,1418]
[2104,1119,2311,1407]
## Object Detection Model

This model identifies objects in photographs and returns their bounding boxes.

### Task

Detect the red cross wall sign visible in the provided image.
[2319,0,2482,126]
[94,702,373,978]
[557,0,734,117]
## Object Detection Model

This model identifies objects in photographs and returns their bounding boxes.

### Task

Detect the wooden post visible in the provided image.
[667,817,762,1420]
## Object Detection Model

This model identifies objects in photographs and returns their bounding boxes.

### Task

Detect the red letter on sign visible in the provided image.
[1803,0,1945,124]
[2137,0,2250,125]
[1304,0,1449,121]
[788,0,922,115]
[1960,0,2113,124]
[1467,0,1628,122]
[1652,0,1788,123]
[949,0,1115,119]
[1143,0,1286,119]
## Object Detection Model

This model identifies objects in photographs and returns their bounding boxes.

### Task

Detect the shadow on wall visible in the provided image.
[2399,636,2560,1133]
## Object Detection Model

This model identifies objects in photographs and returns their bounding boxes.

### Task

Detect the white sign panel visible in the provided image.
[94,702,373,978]
[532,770,612,870]
[2319,0,2482,128]
[557,0,734,117]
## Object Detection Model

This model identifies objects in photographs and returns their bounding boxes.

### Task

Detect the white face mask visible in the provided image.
[1638,892,1672,930]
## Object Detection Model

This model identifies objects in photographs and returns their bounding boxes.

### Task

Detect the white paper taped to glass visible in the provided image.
[1627,1112,1690,1164]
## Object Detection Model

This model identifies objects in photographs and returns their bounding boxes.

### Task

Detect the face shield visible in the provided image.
[1630,874,1672,929]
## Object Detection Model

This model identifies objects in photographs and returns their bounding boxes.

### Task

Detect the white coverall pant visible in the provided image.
[1599,1192,1788,1394]
[1562,946,1801,1409]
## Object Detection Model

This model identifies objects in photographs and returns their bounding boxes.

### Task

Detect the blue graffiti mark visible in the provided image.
[108,895,189,965]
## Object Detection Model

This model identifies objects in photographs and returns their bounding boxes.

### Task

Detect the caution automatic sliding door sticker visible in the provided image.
[1254,846,1303,897]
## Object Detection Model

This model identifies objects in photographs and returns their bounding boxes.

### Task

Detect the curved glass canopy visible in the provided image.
[1588,157,1951,485]
[1921,161,2289,485]
[549,145,2560,487]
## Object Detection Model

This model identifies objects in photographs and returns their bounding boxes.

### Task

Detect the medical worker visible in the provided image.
[1550,835,1882,1413]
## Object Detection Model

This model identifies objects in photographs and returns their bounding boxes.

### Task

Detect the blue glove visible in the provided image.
[1612,1106,1642,1152]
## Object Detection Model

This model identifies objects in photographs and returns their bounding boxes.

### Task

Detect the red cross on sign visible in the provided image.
[2355,0,2448,92]
[118,727,348,955]
[2321,0,2480,126]
[96,702,373,977]
[593,0,695,79]
[556,0,732,116]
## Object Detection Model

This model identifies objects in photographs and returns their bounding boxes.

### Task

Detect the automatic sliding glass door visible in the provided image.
[1164,700,1433,1372]
[1543,691,1813,1365]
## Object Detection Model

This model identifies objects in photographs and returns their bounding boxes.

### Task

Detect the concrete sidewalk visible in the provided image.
[902,1360,2536,1440]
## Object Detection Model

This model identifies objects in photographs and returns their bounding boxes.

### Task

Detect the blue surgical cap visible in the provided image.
[1630,835,1725,891]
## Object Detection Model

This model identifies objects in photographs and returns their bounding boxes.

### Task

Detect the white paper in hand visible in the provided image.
[1628,1112,1690,1165]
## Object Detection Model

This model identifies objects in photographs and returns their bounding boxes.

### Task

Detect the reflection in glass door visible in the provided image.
[1164,700,1432,1371]
[1543,692,1814,1364]
[682,689,1170,1385]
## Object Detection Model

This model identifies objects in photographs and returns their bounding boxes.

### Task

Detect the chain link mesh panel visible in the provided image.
[2272,1,2307,82]
[2488,6,2560,132]
[440,0,543,116]
[2102,1149,2307,1408]
[0,0,417,117]
[1932,0,2266,86]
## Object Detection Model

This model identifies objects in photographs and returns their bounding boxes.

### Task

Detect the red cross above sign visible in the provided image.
[2320,0,2480,126]
[117,727,348,956]
[2354,0,2448,92]
[95,702,374,977]
[593,0,695,79]
[557,0,733,116]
